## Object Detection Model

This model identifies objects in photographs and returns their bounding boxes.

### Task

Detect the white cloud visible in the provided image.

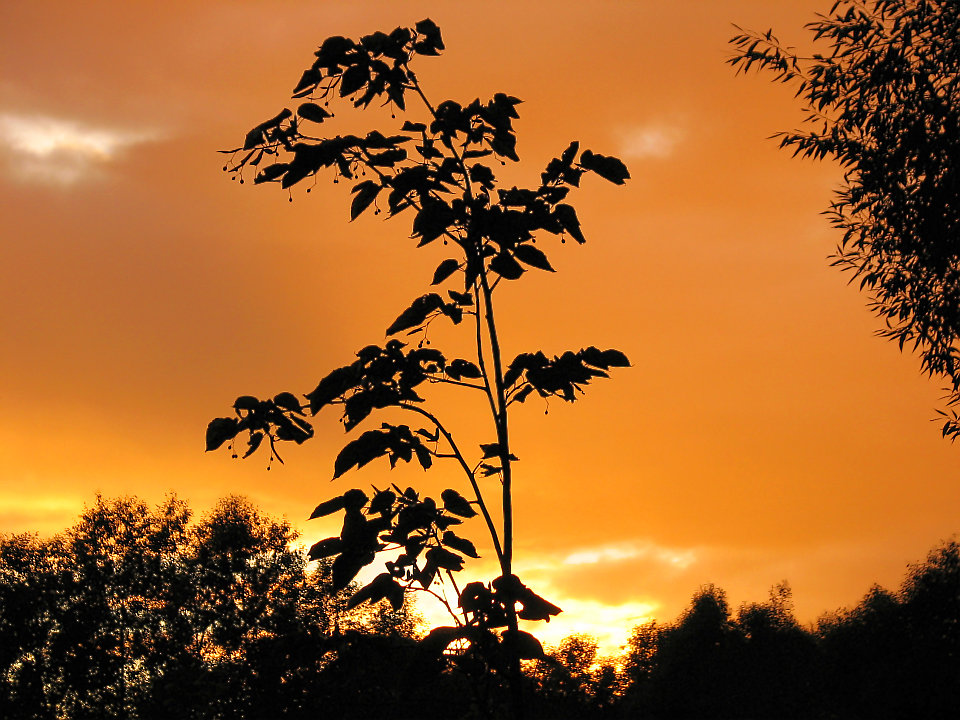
[618,122,684,160]
[563,540,698,570]
[0,113,161,185]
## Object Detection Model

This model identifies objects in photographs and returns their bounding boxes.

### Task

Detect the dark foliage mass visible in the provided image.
[730,0,960,437]
[3,496,959,719]
[0,495,422,720]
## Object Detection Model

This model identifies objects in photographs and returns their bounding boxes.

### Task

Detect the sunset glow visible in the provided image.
[3,0,959,655]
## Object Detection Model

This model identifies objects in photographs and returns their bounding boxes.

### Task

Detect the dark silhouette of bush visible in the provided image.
[0,495,420,719]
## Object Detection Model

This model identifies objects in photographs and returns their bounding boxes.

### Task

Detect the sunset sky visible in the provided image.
[3,0,958,654]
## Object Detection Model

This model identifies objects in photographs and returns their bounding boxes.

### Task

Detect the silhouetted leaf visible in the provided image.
[339,63,369,96]
[309,495,346,519]
[254,163,289,184]
[347,572,398,609]
[579,149,630,185]
[442,531,479,558]
[342,488,369,510]
[446,359,481,380]
[351,180,381,220]
[307,536,342,560]
[306,364,360,414]
[514,244,554,271]
[242,432,264,458]
[426,546,464,571]
[297,102,331,123]
[233,396,259,411]
[479,442,501,459]
[273,392,302,412]
[448,289,473,306]
[554,204,586,244]
[331,551,374,591]
[431,259,459,285]
[386,293,444,336]
[441,488,476,518]
[489,251,524,280]
[206,417,240,452]
[334,432,391,478]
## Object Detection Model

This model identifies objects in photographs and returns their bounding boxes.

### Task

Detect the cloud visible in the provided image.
[563,540,697,570]
[618,122,684,160]
[0,113,161,185]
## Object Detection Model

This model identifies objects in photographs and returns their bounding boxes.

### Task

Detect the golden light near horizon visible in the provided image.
[2,0,959,657]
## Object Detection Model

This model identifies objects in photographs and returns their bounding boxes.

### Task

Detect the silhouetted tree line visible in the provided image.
[3,496,958,719]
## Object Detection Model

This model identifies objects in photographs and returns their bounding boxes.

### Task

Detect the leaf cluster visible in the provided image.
[306,484,478,605]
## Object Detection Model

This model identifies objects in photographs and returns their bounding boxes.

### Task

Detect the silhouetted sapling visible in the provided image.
[207,18,629,715]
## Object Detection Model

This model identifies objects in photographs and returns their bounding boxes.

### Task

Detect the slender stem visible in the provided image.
[398,402,504,565]
[474,279,502,426]
[478,270,513,576]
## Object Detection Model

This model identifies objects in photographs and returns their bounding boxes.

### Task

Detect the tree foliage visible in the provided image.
[0,495,422,719]
[4,498,959,718]
[729,0,960,437]
[207,18,629,711]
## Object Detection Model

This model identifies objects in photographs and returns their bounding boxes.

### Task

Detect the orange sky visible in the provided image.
[2,0,958,654]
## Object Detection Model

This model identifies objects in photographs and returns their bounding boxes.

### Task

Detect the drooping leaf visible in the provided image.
[441,488,476,518]
[309,495,347,519]
[306,363,360,414]
[242,431,264,459]
[297,102,331,123]
[554,204,586,244]
[579,149,630,185]
[307,536,342,560]
[386,293,444,336]
[273,392,302,412]
[351,180,381,220]
[431,259,460,285]
[334,431,391,478]
[489,251,524,280]
[442,531,479,558]
[514,244,555,271]
[206,417,240,452]
[331,550,374,591]
[339,63,369,96]
[426,546,464,571]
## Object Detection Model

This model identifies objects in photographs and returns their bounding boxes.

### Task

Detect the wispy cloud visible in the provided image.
[562,540,698,570]
[0,113,161,185]
[617,122,684,160]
